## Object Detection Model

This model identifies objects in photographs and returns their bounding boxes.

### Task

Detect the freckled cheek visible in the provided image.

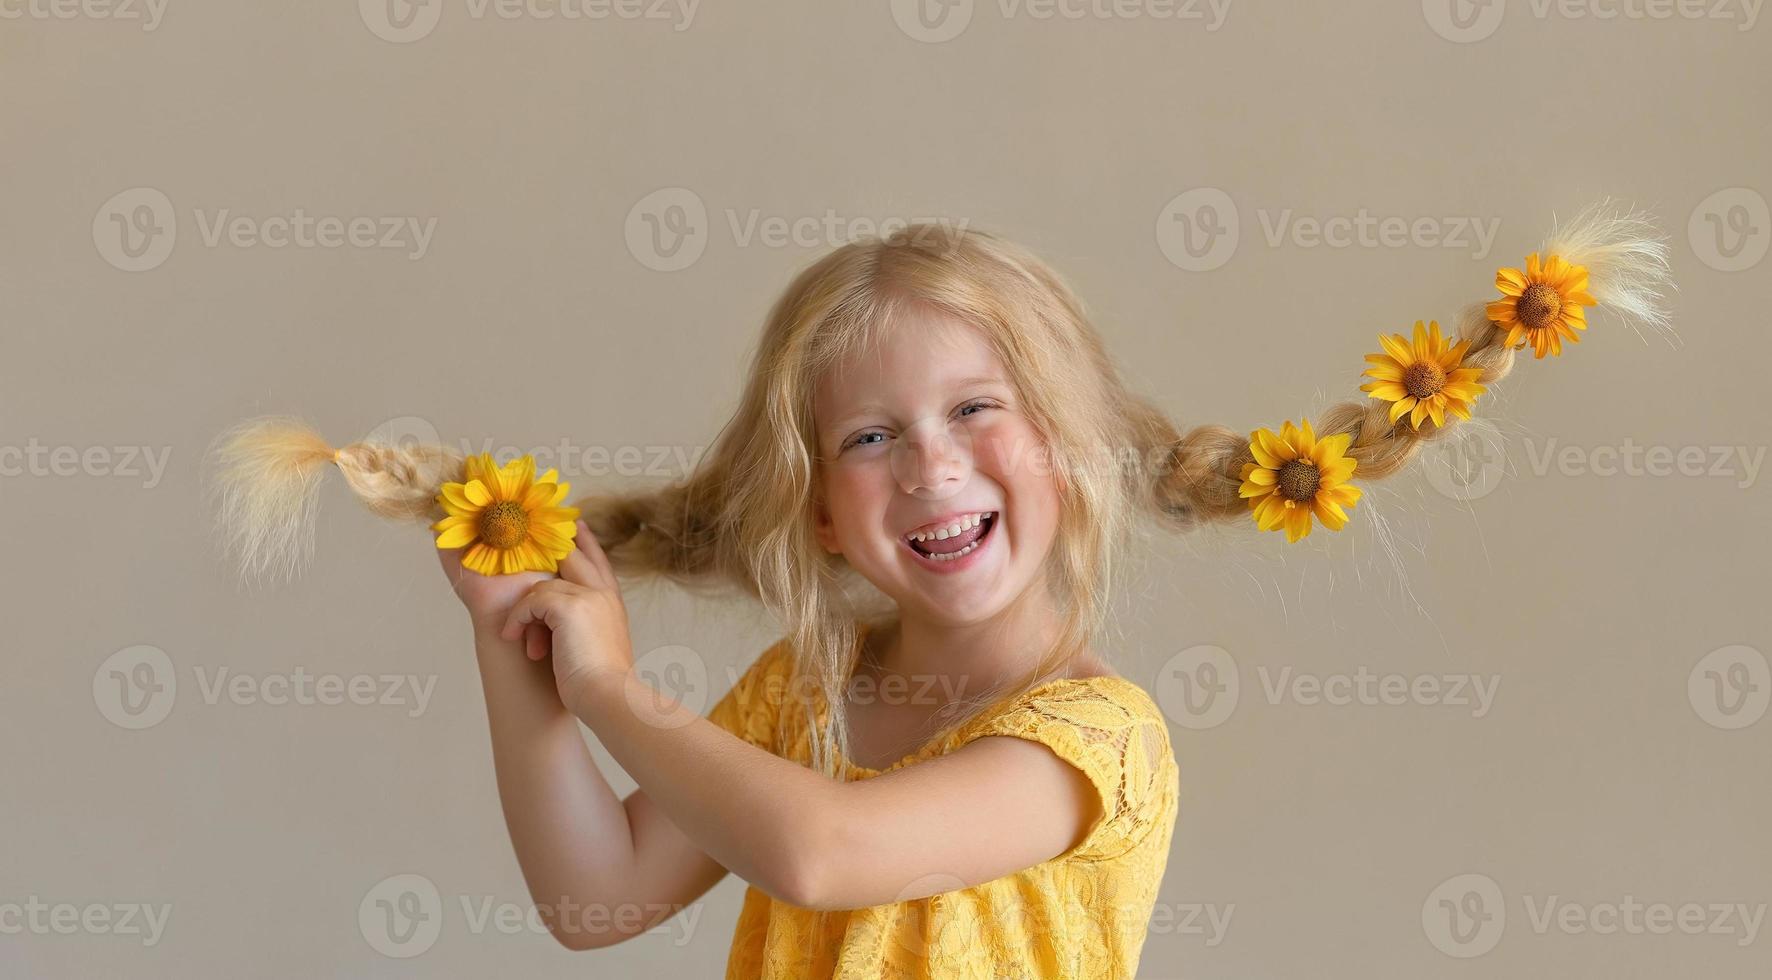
[975,425,1063,539]
[823,469,891,550]
[972,423,1051,491]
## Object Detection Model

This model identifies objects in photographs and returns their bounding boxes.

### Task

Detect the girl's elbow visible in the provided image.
[762,845,830,910]
[768,808,857,912]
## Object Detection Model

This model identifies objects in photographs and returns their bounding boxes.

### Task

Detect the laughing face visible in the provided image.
[812,304,1063,628]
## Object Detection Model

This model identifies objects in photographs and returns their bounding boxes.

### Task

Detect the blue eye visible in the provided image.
[839,399,997,452]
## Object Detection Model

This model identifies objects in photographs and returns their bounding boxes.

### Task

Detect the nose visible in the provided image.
[891,414,973,498]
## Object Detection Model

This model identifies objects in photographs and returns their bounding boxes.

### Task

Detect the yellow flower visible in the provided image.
[1359,319,1488,430]
[1486,252,1598,359]
[1238,418,1362,543]
[431,453,580,575]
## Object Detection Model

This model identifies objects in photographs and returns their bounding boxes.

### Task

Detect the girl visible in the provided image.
[209,206,1671,978]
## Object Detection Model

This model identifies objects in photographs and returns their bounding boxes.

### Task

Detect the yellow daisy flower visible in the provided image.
[1359,319,1489,430]
[1486,252,1598,359]
[1238,418,1362,543]
[432,453,580,575]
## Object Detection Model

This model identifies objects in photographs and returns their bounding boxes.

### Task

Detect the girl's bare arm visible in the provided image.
[571,669,1101,913]
[468,617,734,950]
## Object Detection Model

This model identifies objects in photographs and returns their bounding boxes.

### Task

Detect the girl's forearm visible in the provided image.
[570,669,833,906]
[469,618,639,920]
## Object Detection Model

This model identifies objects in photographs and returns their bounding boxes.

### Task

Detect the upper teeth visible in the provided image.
[908,512,993,542]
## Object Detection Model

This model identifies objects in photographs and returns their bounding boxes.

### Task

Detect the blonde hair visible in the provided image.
[206,201,1672,779]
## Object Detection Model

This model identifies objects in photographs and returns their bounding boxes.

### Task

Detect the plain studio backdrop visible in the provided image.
[3,2,1768,977]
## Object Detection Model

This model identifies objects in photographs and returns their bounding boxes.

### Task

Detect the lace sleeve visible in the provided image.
[960,680,1174,862]
[706,638,793,754]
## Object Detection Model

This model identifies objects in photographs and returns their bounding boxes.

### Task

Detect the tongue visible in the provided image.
[915,518,986,556]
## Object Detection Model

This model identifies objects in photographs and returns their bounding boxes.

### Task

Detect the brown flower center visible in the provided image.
[1276,460,1320,502]
[1403,359,1447,400]
[1518,283,1563,329]
[479,500,530,549]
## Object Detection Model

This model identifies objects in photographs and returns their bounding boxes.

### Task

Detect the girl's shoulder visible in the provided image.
[954,670,1177,863]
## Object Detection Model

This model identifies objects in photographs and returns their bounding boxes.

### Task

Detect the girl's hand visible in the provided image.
[497,519,635,715]
[435,536,552,628]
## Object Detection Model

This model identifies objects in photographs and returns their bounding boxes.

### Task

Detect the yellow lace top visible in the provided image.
[706,625,1179,979]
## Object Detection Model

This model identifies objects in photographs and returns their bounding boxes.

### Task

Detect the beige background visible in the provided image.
[4,1,1769,977]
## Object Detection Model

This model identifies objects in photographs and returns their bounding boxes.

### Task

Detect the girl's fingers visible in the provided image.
[560,519,613,590]
[576,518,616,581]
[557,537,600,589]
[524,621,550,662]
[500,589,551,640]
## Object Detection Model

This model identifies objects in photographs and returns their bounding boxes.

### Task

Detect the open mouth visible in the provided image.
[904,511,997,563]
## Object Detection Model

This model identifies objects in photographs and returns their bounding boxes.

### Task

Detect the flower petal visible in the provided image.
[435,523,478,549]
[1378,333,1415,364]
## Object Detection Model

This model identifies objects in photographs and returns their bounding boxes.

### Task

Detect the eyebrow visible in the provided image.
[824,375,1012,436]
